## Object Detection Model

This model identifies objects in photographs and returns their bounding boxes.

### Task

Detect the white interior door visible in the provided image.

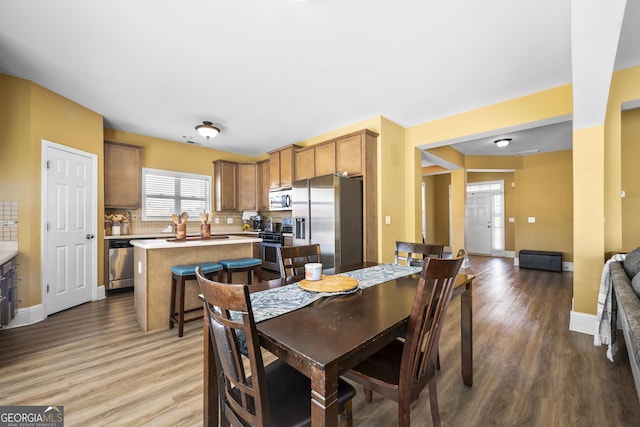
[43,142,97,315]
[466,192,492,255]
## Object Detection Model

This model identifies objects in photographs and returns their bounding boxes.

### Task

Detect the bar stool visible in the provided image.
[218,258,262,284]
[170,262,223,337]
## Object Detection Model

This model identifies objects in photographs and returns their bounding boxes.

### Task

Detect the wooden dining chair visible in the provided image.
[394,241,444,267]
[196,267,356,427]
[342,255,464,427]
[277,244,321,280]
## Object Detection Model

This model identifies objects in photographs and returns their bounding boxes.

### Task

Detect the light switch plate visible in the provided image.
[509,217,515,223]
[385,215,391,225]
[528,217,535,223]
[227,217,234,224]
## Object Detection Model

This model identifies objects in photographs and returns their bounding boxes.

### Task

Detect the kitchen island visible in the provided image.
[130,235,262,332]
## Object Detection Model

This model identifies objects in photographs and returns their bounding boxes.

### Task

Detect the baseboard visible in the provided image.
[504,251,515,259]
[5,286,105,330]
[570,310,596,335]
[5,304,46,329]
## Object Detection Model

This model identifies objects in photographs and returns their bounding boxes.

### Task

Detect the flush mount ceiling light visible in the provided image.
[195,121,220,140]
[494,138,512,148]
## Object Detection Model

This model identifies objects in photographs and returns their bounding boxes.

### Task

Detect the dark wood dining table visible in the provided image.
[203,262,474,427]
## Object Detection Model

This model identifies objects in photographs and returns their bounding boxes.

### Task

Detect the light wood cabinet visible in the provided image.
[294,147,315,181]
[104,141,142,208]
[315,142,335,176]
[269,145,298,189]
[213,160,238,211]
[336,133,365,177]
[257,160,270,211]
[238,163,257,211]
[294,142,335,181]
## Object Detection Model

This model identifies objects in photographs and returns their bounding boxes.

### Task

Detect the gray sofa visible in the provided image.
[611,260,640,402]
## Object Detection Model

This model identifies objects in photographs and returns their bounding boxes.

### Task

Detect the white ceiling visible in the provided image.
[0,1,639,157]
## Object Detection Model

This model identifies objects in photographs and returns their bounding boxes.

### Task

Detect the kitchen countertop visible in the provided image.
[130,235,262,250]
[0,242,18,265]
[0,250,18,265]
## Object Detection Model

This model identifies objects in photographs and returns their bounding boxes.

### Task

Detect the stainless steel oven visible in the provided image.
[259,232,284,272]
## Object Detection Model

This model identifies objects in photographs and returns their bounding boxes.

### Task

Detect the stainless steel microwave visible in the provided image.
[269,188,292,211]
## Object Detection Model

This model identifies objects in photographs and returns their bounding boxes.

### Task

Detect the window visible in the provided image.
[142,168,211,221]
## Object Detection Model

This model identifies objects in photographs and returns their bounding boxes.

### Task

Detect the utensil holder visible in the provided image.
[200,223,211,238]
[175,223,186,240]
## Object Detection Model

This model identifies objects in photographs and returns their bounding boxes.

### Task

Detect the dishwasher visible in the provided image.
[108,239,134,290]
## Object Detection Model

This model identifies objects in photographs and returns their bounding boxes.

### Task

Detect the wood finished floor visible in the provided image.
[1,256,639,426]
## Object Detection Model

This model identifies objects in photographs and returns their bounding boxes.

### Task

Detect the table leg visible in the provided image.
[461,282,473,386]
[310,364,339,427]
[203,319,218,426]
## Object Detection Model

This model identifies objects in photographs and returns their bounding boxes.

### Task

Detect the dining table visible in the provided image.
[203,262,475,427]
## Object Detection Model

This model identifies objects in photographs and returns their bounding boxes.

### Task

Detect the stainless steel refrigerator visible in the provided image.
[292,174,363,270]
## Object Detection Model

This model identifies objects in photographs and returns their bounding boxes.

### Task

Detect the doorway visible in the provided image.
[42,141,98,315]
[465,180,505,256]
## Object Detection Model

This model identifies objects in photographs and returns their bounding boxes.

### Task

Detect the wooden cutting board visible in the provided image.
[299,275,358,292]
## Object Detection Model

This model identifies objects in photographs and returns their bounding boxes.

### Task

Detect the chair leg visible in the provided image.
[429,380,442,427]
[226,269,232,284]
[256,264,262,283]
[216,270,223,282]
[169,274,177,329]
[398,400,410,427]
[178,277,186,337]
[340,399,353,427]
[364,388,372,402]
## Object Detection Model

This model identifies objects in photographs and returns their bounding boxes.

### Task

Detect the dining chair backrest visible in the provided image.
[196,267,271,426]
[400,255,464,401]
[394,241,444,267]
[278,244,321,280]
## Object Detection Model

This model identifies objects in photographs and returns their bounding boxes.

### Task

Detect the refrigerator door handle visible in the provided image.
[294,217,306,240]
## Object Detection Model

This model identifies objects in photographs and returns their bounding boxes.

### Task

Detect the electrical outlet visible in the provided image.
[528,217,535,223]
[215,217,220,224]
[227,217,234,224]
[509,217,515,223]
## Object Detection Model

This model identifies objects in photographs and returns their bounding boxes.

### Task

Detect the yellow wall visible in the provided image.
[406,85,573,243]
[103,129,255,184]
[430,174,452,246]
[0,74,104,307]
[515,150,573,260]
[622,108,640,249]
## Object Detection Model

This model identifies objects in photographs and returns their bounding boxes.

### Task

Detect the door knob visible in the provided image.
[86,234,95,239]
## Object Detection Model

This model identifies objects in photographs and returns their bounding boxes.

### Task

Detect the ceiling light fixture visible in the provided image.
[494,138,512,148]
[195,121,220,140]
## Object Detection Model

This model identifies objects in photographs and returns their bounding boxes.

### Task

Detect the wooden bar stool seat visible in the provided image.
[218,257,262,284]
[170,262,223,337]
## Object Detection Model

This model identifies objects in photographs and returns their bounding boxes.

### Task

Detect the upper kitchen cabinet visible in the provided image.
[268,145,298,189]
[314,141,336,176]
[257,160,270,211]
[104,141,142,208]
[294,142,336,181]
[335,130,378,177]
[238,163,258,211]
[213,160,238,211]
[294,146,315,181]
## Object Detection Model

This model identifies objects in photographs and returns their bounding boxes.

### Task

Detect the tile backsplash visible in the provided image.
[0,201,18,242]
